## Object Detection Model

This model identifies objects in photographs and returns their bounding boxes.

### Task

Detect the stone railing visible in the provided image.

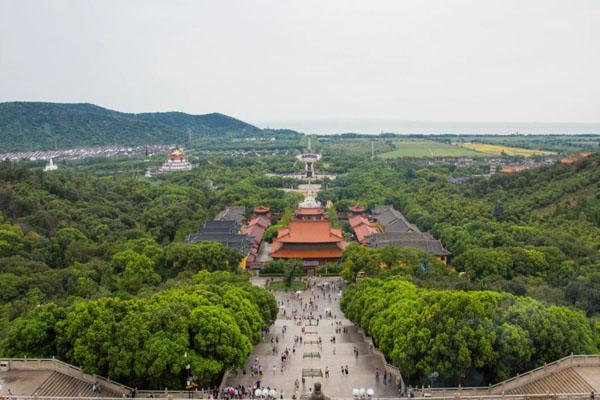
[0,358,131,395]
[0,394,597,400]
[416,354,600,397]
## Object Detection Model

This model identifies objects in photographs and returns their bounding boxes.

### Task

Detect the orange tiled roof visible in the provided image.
[247,215,270,229]
[501,166,522,173]
[270,242,346,259]
[254,205,271,214]
[348,215,369,228]
[348,205,366,213]
[275,220,344,243]
[353,224,377,244]
[560,152,592,164]
[240,224,265,243]
[240,213,271,244]
[348,215,380,243]
[270,247,344,259]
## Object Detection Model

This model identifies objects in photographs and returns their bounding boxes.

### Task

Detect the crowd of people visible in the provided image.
[223,277,397,399]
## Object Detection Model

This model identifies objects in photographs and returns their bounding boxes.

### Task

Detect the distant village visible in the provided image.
[0,144,173,162]
[442,152,592,184]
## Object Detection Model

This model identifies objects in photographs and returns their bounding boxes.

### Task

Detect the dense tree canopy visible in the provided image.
[321,154,600,317]
[340,243,448,282]
[341,278,597,387]
[1,271,277,389]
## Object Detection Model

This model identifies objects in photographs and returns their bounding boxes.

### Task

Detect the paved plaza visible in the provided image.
[224,278,399,398]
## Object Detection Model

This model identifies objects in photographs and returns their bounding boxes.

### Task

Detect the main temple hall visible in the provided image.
[269,190,347,271]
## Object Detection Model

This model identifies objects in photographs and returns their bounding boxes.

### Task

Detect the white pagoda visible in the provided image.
[43,158,58,172]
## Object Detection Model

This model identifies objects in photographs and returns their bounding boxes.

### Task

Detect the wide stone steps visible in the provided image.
[34,371,121,398]
[506,367,595,394]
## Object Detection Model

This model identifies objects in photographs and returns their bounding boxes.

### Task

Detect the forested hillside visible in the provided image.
[0,102,278,151]
[319,153,600,317]
[0,159,299,388]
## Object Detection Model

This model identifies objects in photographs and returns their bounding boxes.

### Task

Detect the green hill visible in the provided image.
[0,102,265,151]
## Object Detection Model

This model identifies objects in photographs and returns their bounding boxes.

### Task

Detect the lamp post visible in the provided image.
[184,352,192,399]
[186,364,192,399]
[428,371,439,388]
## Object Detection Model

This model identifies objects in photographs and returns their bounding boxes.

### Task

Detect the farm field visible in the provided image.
[379,140,483,158]
[459,143,556,157]
[324,139,395,156]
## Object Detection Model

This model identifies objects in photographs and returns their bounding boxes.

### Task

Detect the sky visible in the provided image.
[1,0,599,134]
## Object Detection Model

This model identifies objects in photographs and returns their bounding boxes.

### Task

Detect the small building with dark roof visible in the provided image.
[371,205,420,233]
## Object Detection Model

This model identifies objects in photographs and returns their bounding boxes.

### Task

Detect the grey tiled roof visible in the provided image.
[372,205,421,233]
[186,219,251,254]
[203,220,240,232]
[366,232,451,256]
[214,207,246,225]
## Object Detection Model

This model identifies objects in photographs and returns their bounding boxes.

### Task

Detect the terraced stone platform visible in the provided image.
[223,278,399,398]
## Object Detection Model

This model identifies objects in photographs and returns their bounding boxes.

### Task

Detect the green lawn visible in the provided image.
[379,140,484,158]
[268,280,307,291]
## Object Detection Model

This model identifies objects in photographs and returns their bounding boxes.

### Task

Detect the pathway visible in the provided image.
[224,278,399,398]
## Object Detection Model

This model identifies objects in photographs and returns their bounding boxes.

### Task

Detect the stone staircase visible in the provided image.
[34,371,122,398]
[414,355,600,398]
[506,367,595,395]
[0,359,130,398]
[487,355,600,395]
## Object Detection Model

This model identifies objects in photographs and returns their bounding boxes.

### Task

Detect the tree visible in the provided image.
[283,261,299,288]
[112,250,160,294]
[1,303,63,357]
[165,242,243,274]
[493,199,505,222]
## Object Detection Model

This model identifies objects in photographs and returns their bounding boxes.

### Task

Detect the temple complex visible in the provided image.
[187,200,449,274]
[157,149,193,173]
